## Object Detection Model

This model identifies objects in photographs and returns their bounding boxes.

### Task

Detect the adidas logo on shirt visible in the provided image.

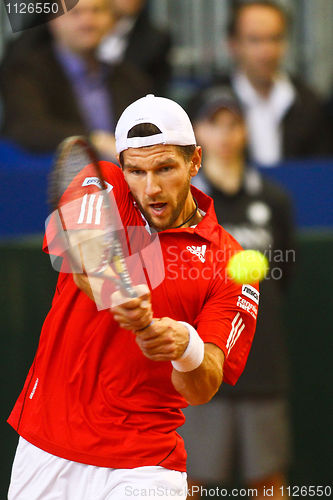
[186,245,207,263]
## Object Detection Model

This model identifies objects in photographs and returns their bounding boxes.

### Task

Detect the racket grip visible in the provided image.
[125,287,138,298]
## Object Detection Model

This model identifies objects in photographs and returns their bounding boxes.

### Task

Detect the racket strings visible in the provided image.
[50,136,137,298]
[49,147,89,208]
[61,147,91,199]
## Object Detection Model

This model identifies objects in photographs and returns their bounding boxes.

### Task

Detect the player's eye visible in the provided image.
[159,166,173,173]
[130,169,145,176]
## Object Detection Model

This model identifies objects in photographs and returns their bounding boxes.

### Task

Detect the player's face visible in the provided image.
[49,0,112,54]
[195,109,247,162]
[230,5,287,86]
[122,145,201,231]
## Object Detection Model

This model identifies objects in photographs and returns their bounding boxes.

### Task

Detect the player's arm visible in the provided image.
[112,258,258,402]
[112,294,224,404]
[44,160,131,258]
[133,319,224,405]
[171,342,224,405]
[73,273,94,300]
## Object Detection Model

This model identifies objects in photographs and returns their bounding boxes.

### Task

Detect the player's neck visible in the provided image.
[204,155,245,195]
[173,195,202,229]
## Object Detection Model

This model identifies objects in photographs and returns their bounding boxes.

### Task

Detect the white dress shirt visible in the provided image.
[233,71,295,166]
[98,17,136,65]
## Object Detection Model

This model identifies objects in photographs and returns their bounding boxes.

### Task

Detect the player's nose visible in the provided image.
[144,173,162,197]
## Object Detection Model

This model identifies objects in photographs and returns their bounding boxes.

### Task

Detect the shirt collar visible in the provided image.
[160,185,221,247]
[54,43,87,79]
[98,17,136,64]
[111,16,136,38]
[233,70,295,120]
[54,43,108,82]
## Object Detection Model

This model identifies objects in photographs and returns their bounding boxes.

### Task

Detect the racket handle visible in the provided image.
[124,286,138,298]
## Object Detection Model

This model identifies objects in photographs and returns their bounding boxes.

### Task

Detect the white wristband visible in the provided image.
[171,322,205,372]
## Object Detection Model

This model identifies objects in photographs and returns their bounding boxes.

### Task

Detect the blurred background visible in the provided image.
[2,0,333,94]
[0,1,332,498]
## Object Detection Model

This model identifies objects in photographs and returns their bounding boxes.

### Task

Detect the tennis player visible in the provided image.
[8,95,258,500]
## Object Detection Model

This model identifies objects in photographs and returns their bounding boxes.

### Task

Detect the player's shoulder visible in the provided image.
[193,182,243,256]
[99,160,124,179]
[78,161,131,203]
[90,160,128,189]
[214,221,243,259]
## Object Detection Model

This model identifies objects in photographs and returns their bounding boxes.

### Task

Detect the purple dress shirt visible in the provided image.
[54,44,114,133]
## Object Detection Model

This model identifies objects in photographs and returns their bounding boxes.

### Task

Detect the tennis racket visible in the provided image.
[48,135,137,299]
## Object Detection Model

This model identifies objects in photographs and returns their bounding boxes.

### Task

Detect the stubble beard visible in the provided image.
[134,175,192,232]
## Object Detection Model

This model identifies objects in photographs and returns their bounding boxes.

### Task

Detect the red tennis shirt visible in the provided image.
[8,162,258,472]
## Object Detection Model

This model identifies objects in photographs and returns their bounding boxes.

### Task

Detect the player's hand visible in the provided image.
[134,318,190,362]
[111,285,153,331]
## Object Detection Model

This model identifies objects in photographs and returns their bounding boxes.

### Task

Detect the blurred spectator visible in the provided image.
[0,0,152,158]
[181,87,295,500]
[98,0,171,95]
[188,0,332,166]
[325,87,333,138]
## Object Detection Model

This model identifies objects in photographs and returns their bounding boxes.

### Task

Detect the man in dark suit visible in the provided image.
[98,0,171,95]
[0,0,152,157]
[188,0,332,166]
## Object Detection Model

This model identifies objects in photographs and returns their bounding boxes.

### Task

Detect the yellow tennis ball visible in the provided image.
[227,250,269,284]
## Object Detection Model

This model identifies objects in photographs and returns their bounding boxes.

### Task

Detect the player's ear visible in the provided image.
[117,154,123,169]
[190,146,202,177]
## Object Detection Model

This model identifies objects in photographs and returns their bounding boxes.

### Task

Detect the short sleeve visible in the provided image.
[43,161,133,257]
[195,271,259,386]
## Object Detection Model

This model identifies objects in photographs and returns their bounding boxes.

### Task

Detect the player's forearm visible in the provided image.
[73,273,115,309]
[171,343,224,405]
[73,273,95,301]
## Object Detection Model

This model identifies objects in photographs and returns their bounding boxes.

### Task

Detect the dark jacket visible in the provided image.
[193,168,295,397]
[188,73,333,161]
[122,8,171,95]
[0,29,152,152]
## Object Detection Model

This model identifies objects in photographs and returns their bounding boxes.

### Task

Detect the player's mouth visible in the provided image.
[149,202,168,217]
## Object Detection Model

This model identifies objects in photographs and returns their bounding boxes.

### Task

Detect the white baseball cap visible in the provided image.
[115,94,197,154]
